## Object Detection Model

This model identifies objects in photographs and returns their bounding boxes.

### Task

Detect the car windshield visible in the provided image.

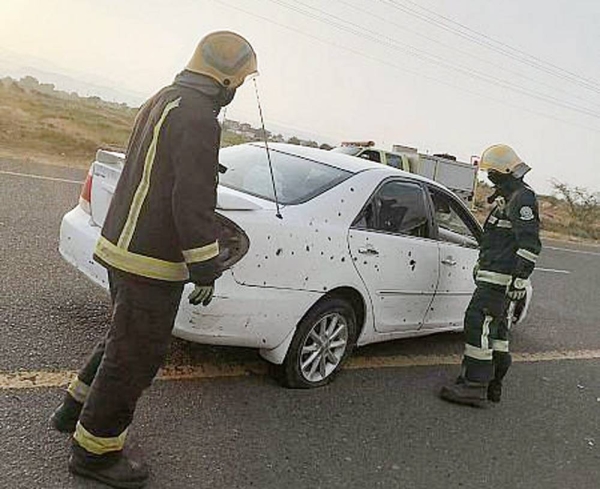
[219,145,354,205]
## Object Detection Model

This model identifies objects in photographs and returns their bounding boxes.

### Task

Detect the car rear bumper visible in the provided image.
[59,206,321,354]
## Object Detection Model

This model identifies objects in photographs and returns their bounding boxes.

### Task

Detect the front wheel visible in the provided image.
[280,297,358,389]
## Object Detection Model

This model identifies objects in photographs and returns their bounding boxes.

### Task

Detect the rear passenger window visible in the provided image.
[353,181,430,238]
[429,187,479,247]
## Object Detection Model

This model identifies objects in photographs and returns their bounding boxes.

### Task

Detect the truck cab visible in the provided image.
[332,141,411,171]
[332,141,478,205]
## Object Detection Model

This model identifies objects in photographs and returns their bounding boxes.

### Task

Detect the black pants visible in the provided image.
[461,284,512,384]
[72,269,183,456]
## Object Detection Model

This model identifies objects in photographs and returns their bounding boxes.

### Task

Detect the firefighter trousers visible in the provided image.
[69,269,183,458]
[461,284,512,384]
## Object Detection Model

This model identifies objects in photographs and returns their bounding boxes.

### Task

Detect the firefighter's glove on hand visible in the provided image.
[188,284,214,306]
[506,277,527,301]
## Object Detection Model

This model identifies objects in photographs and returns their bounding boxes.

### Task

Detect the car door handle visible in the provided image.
[441,257,457,266]
[358,246,379,256]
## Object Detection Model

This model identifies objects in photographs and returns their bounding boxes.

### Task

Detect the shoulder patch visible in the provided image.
[519,206,535,221]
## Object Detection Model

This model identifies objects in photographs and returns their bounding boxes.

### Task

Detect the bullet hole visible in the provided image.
[304,277,309,281]
[263,281,267,285]
[341,257,346,262]
[306,245,310,252]
[338,212,342,217]
[408,251,412,257]
[353,257,358,261]
[325,219,329,223]
[267,235,271,240]
[276,248,283,256]
[330,256,334,260]
[323,286,328,291]
[291,251,295,255]
[257,264,261,268]
[321,251,324,256]
[350,188,354,192]
[265,256,269,260]
[262,339,267,343]
[328,237,332,241]
[309,221,313,226]
[341,199,345,203]
[363,261,368,265]
[403,318,406,323]
[315,229,319,233]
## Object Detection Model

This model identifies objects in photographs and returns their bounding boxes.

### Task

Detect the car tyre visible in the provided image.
[280,297,358,389]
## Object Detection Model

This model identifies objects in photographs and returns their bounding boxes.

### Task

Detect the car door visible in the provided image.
[422,186,482,329]
[348,179,440,333]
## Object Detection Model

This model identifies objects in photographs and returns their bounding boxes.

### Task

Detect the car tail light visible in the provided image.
[79,169,93,214]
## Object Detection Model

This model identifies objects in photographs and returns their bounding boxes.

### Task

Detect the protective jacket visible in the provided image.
[476,178,541,287]
[94,73,223,285]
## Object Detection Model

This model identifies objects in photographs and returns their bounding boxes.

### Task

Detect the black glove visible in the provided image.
[506,277,527,301]
[188,283,214,306]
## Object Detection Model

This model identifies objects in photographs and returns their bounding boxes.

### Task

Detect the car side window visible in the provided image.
[359,150,381,163]
[354,181,430,238]
[429,187,478,247]
[385,153,403,169]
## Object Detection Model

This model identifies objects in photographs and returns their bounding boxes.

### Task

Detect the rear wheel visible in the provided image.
[280,297,358,389]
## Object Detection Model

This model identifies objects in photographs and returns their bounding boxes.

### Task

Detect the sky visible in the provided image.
[1,0,599,195]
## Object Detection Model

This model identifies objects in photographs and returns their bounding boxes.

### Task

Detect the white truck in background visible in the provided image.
[332,141,479,205]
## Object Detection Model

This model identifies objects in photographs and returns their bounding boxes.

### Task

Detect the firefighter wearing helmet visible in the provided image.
[50,32,257,488]
[440,144,541,407]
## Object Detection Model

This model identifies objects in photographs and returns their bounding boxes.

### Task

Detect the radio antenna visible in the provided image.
[253,78,282,219]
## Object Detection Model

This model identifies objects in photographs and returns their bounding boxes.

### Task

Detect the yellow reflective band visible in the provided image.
[67,377,90,404]
[74,422,128,455]
[117,97,182,250]
[465,344,493,361]
[182,241,219,264]
[476,270,512,286]
[95,236,188,281]
[517,248,538,263]
[492,340,510,353]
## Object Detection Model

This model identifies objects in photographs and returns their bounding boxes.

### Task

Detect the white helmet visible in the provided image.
[186,31,258,89]
[480,144,531,178]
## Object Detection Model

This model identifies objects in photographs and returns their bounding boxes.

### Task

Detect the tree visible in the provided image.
[551,180,600,239]
[287,136,301,145]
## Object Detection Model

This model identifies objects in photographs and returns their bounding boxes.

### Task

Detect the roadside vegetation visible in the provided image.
[1,76,598,243]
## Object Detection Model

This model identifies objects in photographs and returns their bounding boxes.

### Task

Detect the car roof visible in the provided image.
[248,142,449,191]
[249,142,382,173]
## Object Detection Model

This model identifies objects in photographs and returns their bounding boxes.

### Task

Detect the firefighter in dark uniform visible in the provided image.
[440,144,541,407]
[49,31,258,488]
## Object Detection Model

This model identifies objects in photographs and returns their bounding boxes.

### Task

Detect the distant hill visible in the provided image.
[0,76,137,167]
[0,76,331,168]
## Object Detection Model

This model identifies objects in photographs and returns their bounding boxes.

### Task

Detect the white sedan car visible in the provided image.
[60,143,527,388]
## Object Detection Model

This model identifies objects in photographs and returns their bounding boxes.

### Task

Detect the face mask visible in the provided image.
[487,171,511,187]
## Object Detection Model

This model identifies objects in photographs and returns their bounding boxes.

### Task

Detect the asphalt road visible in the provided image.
[1,159,599,488]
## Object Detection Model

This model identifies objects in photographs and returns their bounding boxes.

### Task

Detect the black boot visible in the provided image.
[440,381,488,408]
[69,442,149,489]
[50,395,82,433]
[487,380,502,403]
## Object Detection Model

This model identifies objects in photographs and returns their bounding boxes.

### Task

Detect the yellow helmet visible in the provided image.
[186,31,258,89]
[480,144,531,178]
